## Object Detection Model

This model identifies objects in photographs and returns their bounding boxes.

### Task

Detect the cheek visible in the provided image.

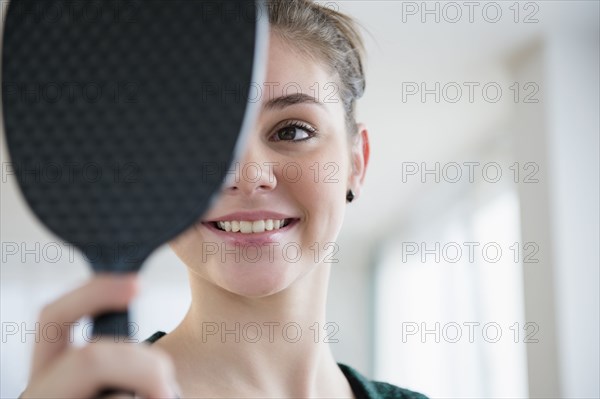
[170,229,228,286]
[169,227,208,269]
[287,155,346,199]
[289,157,348,243]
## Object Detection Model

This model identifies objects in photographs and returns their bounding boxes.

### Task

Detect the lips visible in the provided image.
[200,218,300,245]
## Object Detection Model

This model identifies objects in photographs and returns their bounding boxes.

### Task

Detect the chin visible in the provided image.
[215,260,301,298]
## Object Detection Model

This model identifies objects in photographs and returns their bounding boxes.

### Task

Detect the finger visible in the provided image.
[31,273,139,379]
[23,343,179,399]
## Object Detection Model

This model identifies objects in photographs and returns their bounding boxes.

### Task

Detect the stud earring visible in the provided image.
[346,189,355,203]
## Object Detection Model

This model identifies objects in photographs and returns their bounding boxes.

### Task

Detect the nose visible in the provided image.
[221,151,278,196]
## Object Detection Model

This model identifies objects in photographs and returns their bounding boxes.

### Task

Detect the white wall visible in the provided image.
[544,28,600,399]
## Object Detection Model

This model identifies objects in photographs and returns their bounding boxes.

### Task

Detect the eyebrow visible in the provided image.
[263,93,324,111]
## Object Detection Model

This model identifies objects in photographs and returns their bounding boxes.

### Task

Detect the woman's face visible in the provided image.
[169,33,369,297]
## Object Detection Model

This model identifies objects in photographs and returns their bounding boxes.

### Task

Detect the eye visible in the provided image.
[270,120,317,142]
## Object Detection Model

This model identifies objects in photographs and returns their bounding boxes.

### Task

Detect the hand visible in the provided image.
[19,274,181,399]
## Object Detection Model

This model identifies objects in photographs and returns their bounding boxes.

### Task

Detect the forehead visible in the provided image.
[261,33,336,103]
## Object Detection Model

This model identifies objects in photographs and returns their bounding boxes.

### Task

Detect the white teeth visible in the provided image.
[265,219,274,231]
[252,220,265,233]
[216,219,289,233]
[240,221,253,234]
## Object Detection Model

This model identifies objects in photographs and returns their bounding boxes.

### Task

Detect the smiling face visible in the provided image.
[169,33,369,297]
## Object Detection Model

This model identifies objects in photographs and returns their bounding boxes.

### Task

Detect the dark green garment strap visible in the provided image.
[144,330,166,345]
[337,363,430,399]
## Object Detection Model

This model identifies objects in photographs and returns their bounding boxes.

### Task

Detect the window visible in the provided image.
[374,169,528,398]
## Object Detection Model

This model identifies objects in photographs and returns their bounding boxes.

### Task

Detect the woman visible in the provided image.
[19,1,428,398]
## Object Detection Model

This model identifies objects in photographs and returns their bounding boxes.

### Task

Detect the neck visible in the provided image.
[158,264,353,398]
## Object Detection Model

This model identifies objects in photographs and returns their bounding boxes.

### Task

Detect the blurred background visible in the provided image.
[1,1,598,398]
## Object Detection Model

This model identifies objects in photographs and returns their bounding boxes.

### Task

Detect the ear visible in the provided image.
[347,123,370,200]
